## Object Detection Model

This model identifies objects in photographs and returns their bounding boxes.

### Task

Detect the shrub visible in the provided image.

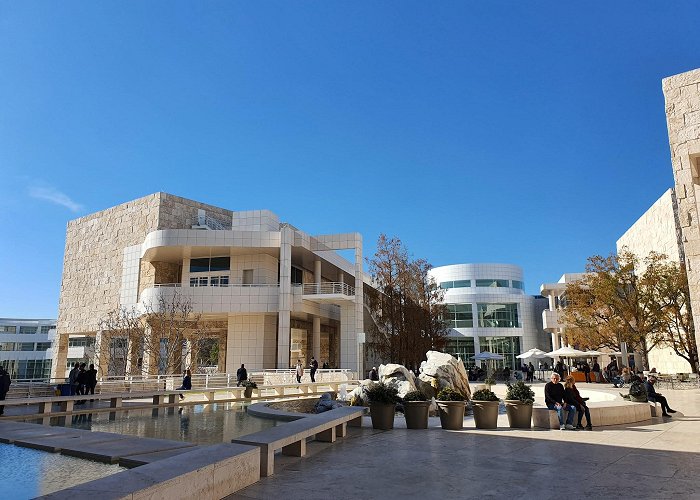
[403,390,428,402]
[484,376,496,386]
[365,382,400,405]
[436,387,466,401]
[472,388,499,401]
[505,381,535,404]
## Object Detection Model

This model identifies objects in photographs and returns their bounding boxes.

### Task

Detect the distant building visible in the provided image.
[428,263,548,369]
[53,193,364,379]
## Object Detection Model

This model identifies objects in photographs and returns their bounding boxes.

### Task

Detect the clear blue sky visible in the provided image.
[1,2,698,317]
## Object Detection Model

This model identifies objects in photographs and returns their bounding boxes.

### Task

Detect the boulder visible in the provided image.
[378,363,417,399]
[314,392,346,413]
[419,350,471,399]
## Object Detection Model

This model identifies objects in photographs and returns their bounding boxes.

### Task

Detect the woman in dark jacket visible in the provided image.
[564,375,592,430]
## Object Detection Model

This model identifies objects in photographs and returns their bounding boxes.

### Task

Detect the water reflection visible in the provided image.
[47,403,278,445]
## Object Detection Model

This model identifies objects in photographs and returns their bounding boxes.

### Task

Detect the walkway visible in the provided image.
[232,385,700,500]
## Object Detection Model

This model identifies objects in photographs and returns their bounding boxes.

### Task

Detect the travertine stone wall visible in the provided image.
[57,193,233,341]
[664,68,700,370]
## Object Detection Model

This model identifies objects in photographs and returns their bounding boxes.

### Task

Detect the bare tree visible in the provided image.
[96,306,145,378]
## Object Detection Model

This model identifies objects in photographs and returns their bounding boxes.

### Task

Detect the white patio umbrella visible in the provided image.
[583,350,603,357]
[544,346,587,357]
[472,351,505,361]
[516,348,547,359]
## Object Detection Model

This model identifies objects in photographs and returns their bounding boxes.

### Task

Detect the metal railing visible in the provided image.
[301,282,355,297]
[191,214,229,230]
[151,283,280,289]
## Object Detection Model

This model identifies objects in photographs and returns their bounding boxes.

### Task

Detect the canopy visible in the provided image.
[544,346,587,357]
[472,351,505,361]
[516,348,548,359]
[583,350,603,357]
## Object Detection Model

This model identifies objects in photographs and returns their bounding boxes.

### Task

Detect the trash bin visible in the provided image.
[58,383,71,396]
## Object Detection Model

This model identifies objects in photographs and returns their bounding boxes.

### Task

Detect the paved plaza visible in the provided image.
[233,385,700,500]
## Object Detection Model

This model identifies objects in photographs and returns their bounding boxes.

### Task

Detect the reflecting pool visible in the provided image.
[0,443,126,499]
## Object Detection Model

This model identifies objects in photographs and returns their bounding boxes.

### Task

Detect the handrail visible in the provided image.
[150,283,280,289]
[301,282,355,296]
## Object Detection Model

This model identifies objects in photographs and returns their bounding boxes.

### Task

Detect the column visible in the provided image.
[141,323,159,376]
[217,333,226,372]
[314,260,321,286]
[95,330,112,379]
[51,333,69,380]
[313,317,321,361]
[277,226,293,368]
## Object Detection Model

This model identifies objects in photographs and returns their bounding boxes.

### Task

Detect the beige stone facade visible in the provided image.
[664,68,700,372]
[53,193,364,379]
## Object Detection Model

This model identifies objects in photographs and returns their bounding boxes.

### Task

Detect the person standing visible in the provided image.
[68,362,79,396]
[527,362,535,382]
[85,363,98,402]
[295,360,304,384]
[75,363,87,405]
[236,364,248,386]
[582,361,591,383]
[309,357,318,383]
[592,360,601,383]
[0,366,11,416]
[545,373,577,430]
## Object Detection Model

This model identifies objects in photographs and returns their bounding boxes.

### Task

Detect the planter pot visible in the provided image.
[437,400,466,430]
[403,401,430,429]
[472,400,500,429]
[244,387,254,398]
[369,402,396,430]
[504,400,533,428]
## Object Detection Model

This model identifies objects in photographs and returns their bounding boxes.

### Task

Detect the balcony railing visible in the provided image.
[301,282,355,297]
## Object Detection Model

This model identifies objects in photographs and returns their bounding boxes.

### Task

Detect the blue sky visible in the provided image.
[1,2,698,317]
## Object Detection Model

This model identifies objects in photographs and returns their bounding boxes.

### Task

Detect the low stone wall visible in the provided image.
[263,370,355,385]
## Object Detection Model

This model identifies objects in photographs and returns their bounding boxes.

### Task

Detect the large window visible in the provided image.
[291,266,304,285]
[40,325,55,334]
[190,257,230,273]
[0,326,16,333]
[19,326,37,334]
[477,303,519,328]
[440,280,471,290]
[445,337,475,363]
[476,279,509,288]
[68,337,95,348]
[445,304,473,328]
[511,280,524,290]
[479,336,521,370]
[35,342,51,351]
[0,343,15,351]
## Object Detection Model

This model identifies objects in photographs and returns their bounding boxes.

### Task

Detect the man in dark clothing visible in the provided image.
[0,366,11,416]
[75,363,87,405]
[309,357,318,383]
[369,367,379,381]
[645,377,676,417]
[68,362,79,396]
[236,364,248,386]
[592,361,601,383]
[545,372,577,430]
[85,364,98,401]
[582,362,591,383]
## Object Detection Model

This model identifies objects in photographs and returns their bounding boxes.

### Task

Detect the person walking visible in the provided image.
[309,357,318,383]
[68,362,79,396]
[85,363,97,402]
[75,363,87,405]
[527,362,535,382]
[0,366,11,416]
[236,364,248,386]
[582,361,591,383]
[545,372,577,430]
[295,360,304,384]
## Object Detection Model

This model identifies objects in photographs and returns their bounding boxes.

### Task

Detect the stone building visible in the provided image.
[52,193,364,379]
[664,68,700,371]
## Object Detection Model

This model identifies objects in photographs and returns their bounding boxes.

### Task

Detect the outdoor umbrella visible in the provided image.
[544,346,587,358]
[516,348,547,359]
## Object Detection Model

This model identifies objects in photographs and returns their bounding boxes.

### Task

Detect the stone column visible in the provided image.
[51,333,69,380]
[277,226,293,368]
[314,260,321,286]
[217,333,226,372]
[95,330,112,379]
[313,317,321,361]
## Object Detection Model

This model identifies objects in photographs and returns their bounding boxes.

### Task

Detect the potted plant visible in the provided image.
[483,376,496,390]
[436,387,466,430]
[365,382,399,430]
[242,379,257,399]
[471,388,500,429]
[504,381,535,428]
[402,390,430,429]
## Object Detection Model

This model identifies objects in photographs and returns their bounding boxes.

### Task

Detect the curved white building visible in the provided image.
[429,264,548,369]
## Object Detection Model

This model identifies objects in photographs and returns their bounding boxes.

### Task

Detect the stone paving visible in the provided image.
[232,384,700,500]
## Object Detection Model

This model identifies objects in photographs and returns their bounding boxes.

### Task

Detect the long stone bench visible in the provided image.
[532,400,654,429]
[232,406,365,477]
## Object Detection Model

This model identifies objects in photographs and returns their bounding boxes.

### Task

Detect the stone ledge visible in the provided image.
[533,401,652,429]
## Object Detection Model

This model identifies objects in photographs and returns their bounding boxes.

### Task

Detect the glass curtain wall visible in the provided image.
[445,338,475,366]
[478,336,521,370]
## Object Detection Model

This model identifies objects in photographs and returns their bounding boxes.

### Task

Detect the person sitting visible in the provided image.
[564,375,592,430]
[545,373,577,430]
[645,376,676,417]
[177,369,192,400]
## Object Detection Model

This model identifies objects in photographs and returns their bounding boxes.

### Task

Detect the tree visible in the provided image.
[365,234,449,368]
[96,306,145,378]
[561,251,662,370]
[646,259,698,373]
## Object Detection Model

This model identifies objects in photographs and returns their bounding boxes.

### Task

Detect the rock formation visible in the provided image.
[419,350,471,399]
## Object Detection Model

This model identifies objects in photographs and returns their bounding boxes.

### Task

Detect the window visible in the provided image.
[0,326,16,333]
[40,325,55,334]
[477,303,519,328]
[478,336,521,370]
[291,266,304,285]
[68,337,95,348]
[475,279,509,288]
[511,280,524,290]
[19,343,35,351]
[190,277,209,287]
[440,280,471,290]
[19,326,37,334]
[445,338,475,362]
[242,269,254,285]
[190,257,230,273]
[35,342,51,351]
[445,304,473,328]
[0,343,15,351]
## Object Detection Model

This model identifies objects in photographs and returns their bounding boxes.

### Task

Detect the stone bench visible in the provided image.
[232,406,364,477]
[532,401,653,429]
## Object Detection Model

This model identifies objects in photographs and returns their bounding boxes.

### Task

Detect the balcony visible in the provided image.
[141,283,281,314]
[300,282,355,303]
[542,309,561,332]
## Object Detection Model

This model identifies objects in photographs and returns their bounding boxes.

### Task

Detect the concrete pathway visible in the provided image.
[232,385,700,500]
